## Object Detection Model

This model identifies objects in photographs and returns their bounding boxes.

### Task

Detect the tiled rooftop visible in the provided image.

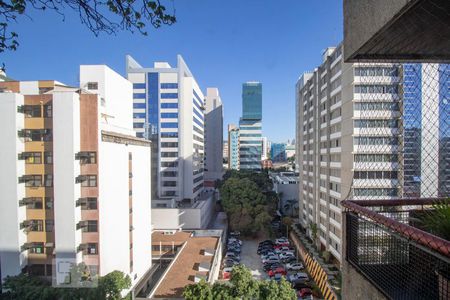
[152,235,219,298]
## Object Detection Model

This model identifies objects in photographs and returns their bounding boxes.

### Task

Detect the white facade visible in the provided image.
[204,88,223,181]
[127,55,206,204]
[0,93,27,281]
[261,137,268,160]
[0,66,152,293]
[295,45,402,263]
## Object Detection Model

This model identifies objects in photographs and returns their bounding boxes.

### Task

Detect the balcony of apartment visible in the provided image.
[341,198,450,300]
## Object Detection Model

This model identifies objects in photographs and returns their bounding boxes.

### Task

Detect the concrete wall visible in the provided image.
[151,194,215,230]
[0,93,27,281]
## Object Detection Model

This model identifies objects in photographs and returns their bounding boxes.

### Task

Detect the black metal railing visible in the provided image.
[343,199,450,300]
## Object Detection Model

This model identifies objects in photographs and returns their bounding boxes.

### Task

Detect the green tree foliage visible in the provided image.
[220,177,271,235]
[1,269,131,300]
[183,266,296,300]
[97,270,132,300]
[183,279,212,300]
[1,274,58,300]
[421,199,450,240]
[258,277,296,300]
[211,282,236,300]
[229,265,259,299]
[0,0,176,70]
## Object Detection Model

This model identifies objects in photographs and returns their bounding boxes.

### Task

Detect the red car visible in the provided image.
[298,288,312,297]
[273,243,290,249]
[268,267,287,277]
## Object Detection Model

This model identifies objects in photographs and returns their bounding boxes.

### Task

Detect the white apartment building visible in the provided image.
[0,66,152,293]
[296,45,402,263]
[126,55,206,205]
[204,88,223,182]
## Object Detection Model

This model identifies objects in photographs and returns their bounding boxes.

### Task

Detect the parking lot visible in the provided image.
[239,239,267,280]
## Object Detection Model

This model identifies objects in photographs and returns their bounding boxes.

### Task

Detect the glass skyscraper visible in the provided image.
[271,143,287,162]
[239,82,263,170]
[402,63,450,197]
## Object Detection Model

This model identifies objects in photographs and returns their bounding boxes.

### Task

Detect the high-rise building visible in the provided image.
[402,63,450,198]
[261,137,268,160]
[296,45,402,262]
[223,140,229,165]
[239,82,263,171]
[228,124,240,170]
[271,143,287,162]
[204,88,223,181]
[0,66,152,291]
[126,55,205,203]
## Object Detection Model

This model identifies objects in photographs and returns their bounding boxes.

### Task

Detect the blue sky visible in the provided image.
[2,0,343,142]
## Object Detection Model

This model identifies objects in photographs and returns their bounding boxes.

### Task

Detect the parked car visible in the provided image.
[274,243,290,249]
[228,248,241,254]
[289,272,309,282]
[282,256,297,263]
[258,246,274,254]
[268,267,287,277]
[261,252,277,259]
[275,237,289,244]
[292,281,311,290]
[279,252,295,260]
[228,238,242,245]
[298,288,312,298]
[226,252,240,261]
[262,257,280,264]
[229,231,240,237]
[224,259,239,268]
[273,273,284,282]
[286,262,304,271]
[222,267,233,280]
[274,246,293,254]
[263,262,283,272]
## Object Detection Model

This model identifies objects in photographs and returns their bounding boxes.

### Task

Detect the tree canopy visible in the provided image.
[1,269,132,300]
[219,175,272,236]
[183,265,296,300]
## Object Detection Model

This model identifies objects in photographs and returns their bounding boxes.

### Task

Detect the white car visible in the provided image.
[289,272,309,282]
[286,262,304,271]
[279,252,295,260]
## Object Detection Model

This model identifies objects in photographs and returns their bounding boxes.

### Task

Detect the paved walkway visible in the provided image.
[240,239,267,280]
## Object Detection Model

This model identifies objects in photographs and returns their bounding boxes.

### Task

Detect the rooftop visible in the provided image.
[151,232,219,298]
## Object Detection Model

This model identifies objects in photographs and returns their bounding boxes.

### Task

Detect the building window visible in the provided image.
[43,104,52,118]
[161,161,178,167]
[133,93,146,99]
[161,152,178,158]
[133,83,146,89]
[81,198,98,210]
[161,171,177,177]
[23,105,41,118]
[45,220,54,232]
[160,103,178,109]
[30,220,44,231]
[87,82,98,90]
[87,243,98,255]
[160,83,178,89]
[161,93,178,99]
[30,243,45,254]
[24,175,42,187]
[161,122,178,128]
[26,197,43,209]
[45,197,53,209]
[44,174,53,187]
[80,152,96,164]
[81,175,97,187]
[84,221,98,232]
[25,152,42,164]
[162,181,177,187]
[42,152,52,164]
